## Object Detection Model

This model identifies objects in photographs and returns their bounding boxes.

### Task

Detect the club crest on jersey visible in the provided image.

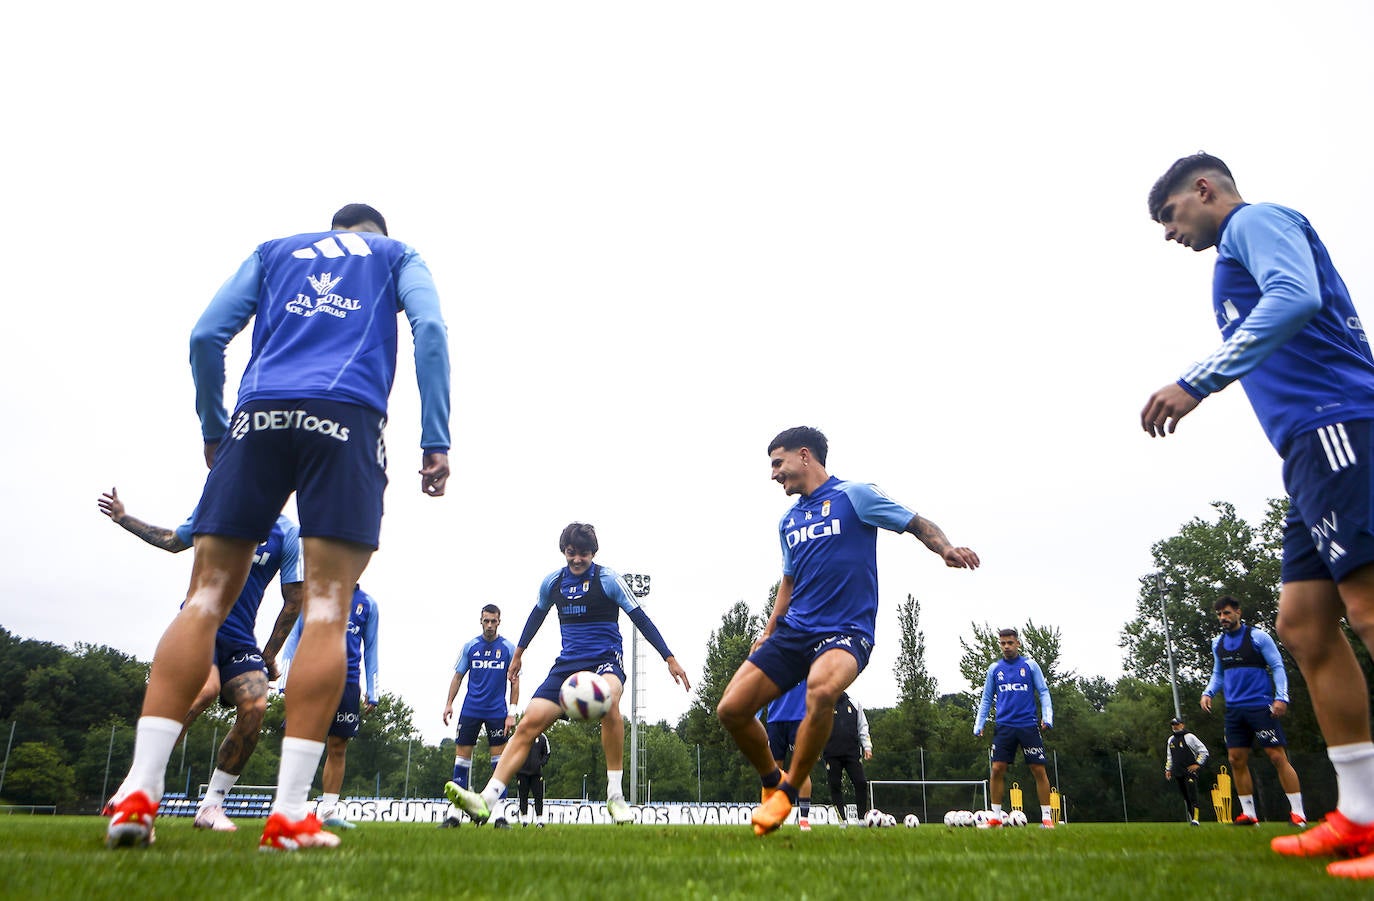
[785,518,842,548]
[821,500,831,517]
[356,603,364,616]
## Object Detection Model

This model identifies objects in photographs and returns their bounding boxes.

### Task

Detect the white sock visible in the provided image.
[1239,794,1257,819]
[273,737,325,821]
[1040,805,1052,822]
[607,769,624,799]
[200,768,240,810]
[482,779,507,810]
[1285,792,1305,819]
[318,792,340,818]
[1330,742,1374,824]
[117,717,183,805]
[991,803,1004,818]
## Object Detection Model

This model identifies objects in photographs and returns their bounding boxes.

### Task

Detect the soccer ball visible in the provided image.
[943,810,958,827]
[957,810,976,827]
[974,809,994,828]
[903,814,920,828]
[559,671,613,720]
[1006,809,1029,827]
[882,814,897,828]
[864,808,886,828]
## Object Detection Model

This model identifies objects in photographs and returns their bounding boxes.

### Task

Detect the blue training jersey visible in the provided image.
[1178,202,1374,454]
[779,476,917,644]
[768,678,808,723]
[975,655,1052,733]
[190,228,451,453]
[1203,624,1289,710]
[517,563,673,664]
[176,513,301,648]
[454,634,517,719]
[281,585,379,703]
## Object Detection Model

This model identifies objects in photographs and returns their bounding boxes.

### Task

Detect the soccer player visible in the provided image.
[764,679,814,830]
[515,732,551,827]
[280,584,379,829]
[1200,596,1306,826]
[716,426,980,836]
[104,204,450,852]
[974,628,1054,828]
[440,604,519,824]
[97,487,302,832]
[1164,716,1209,826]
[1143,153,1374,879]
[822,691,872,826]
[446,522,690,827]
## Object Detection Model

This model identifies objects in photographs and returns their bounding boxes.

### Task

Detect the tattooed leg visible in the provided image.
[216,670,269,775]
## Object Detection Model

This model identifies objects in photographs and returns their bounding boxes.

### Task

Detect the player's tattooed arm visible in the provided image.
[905,515,980,570]
[98,488,190,552]
[262,582,304,680]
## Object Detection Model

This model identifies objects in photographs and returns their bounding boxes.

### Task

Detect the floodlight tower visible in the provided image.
[623,572,651,805]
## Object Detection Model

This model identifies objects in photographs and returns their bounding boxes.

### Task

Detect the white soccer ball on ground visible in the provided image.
[864,808,886,828]
[903,814,920,828]
[943,810,958,827]
[1006,809,1029,827]
[957,810,977,827]
[974,809,994,828]
[558,671,613,721]
[882,814,897,828]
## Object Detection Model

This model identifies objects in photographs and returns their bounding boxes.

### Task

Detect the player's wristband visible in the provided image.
[508,705,518,716]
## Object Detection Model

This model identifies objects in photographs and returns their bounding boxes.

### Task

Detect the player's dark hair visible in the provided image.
[559,522,599,555]
[1148,152,1235,221]
[1213,595,1242,612]
[481,604,500,617]
[768,426,829,467]
[331,203,389,236]
[998,628,1019,639]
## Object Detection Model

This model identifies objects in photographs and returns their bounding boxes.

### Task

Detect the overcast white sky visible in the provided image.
[3,2,1372,744]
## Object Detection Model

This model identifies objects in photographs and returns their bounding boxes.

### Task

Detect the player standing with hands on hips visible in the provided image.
[1164,716,1209,826]
[103,204,450,853]
[716,426,979,836]
[1201,596,1306,826]
[1144,153,1374,879]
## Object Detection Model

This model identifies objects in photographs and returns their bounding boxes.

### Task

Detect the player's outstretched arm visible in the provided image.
[420,451,449,497]
[98,488,190,553]
[665,656,691,691]
[1140,383,1202,437]
[904,515,978,569]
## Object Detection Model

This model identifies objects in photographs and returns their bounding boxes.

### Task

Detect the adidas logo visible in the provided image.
[292,233,374,260]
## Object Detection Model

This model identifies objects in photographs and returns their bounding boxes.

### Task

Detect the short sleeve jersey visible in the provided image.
[779,476,916,643]
[454,634,517,719]
[176,513,301,648]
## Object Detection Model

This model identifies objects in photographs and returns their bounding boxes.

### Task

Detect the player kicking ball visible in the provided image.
[716,427,979,836]
[446,523,689,826]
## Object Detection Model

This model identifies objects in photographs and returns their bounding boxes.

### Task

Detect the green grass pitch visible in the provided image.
[1,816,1365,899]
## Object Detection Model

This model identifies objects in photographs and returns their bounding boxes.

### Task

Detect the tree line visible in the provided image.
[3,499,1368,820]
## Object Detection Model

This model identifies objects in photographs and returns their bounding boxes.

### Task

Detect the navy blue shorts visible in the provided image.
[216,640,266,683]
[746,620,872,696]
[1281,420,1374,583]
[533,656,626,705]
[991,724,1047,765]
[1224,705,1287,749]
[193,398,388,549]
[329,682,362,739]
[456,715,510,748]
[766,719,801,761]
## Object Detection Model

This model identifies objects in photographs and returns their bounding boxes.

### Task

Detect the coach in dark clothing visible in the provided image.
[824,692,873,822]
[516,732,551,826]
[1164,716,1209,825]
